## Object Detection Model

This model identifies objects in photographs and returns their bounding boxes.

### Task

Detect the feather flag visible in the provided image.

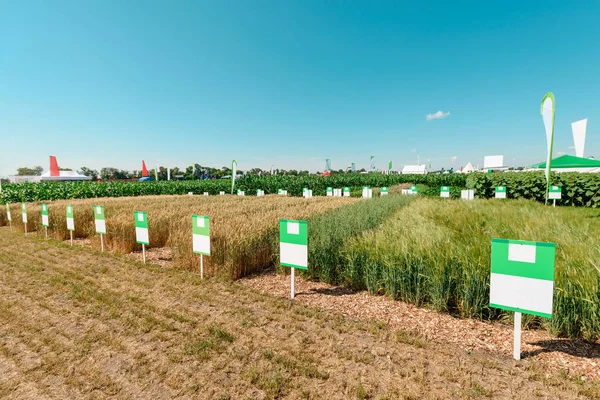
[540,92,556,204]
[571,118,587,158]
[231,160,237,194]
[325,159,331,172]
[141,161,149,177]
[370,156,375,171]
[351,163,356,172]
[388,160,392,171]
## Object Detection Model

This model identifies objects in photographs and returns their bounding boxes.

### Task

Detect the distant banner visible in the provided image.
[370,156,375,171]
[351,162,356,172]
[325,159,331,172]
[231,159,237,194]
[540,93,555,201]
[571,118,587,158]
[388,160,392,171]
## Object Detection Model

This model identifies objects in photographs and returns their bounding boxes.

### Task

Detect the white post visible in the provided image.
[200,254,204,279]
[553,199,556,208]
[100,233,104,252]
[142,244,146,264]
[45,226,48,240]
[513,312,522,361]
[70,231,73,246]
[291,267,295,299]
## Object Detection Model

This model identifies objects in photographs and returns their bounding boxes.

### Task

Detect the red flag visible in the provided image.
[49,156,60,177]
[142,160,149,177]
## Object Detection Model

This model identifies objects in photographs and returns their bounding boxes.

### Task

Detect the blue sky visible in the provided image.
[1,0,599,175]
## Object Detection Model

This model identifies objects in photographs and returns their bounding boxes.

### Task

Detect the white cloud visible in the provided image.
[410,149,417,153]
[450,156,458,162]
[426,110,450,121]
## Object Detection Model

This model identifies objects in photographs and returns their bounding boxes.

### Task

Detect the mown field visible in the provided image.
[1,231,599,399]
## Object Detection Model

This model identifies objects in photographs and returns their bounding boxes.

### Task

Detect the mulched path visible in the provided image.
[240,269,600,380]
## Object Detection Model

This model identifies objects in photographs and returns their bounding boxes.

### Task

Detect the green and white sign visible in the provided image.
[220,191,225,196]
[278,189,287,196]
[343,187,350,197]
[94,206,106,234]
[134,211,149,245]
[21,203,27,223]
[333,188,342,197]
[6,204,11,222]
[440,186,450,198]
[66,205,75,231]
[279,219,308,270]
[490,239,556,318]
[303,188,312,198]
[192,215,210,255]
[203,192,209,196]
[41,204,49,227]
[326,187,333,197]
[409,185,417,195]
[548,186,562,200]
[257,189,265,197]
[495,186,507,199]
[380,187,388,196]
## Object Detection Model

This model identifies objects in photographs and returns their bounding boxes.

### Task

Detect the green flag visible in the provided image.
[388,160,392,171]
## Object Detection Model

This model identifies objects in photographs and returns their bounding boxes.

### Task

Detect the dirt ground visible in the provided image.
[240,270,600,381]
[1,229,599,399]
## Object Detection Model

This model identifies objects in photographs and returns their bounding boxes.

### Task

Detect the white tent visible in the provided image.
[401,164,427,174]
[461,162,475,174]
[40,156,92,181]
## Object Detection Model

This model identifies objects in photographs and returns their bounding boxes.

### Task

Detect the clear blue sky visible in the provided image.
[1,0,599,175]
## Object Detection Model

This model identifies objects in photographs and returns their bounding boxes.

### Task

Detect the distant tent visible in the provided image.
[527,154,600,173]
[461,162,475,174]
[40,156,91,181]
[401,164,427,174]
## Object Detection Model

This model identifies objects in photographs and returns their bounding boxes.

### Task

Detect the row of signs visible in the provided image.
[437,185,562,200]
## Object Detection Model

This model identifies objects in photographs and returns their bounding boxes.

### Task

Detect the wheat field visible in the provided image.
[0,194,357,279]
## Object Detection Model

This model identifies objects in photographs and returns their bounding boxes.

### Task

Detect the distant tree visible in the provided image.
[100,167,131,180]
[357,168,366,173]
[299,170,309,176]
[17,166,43,176]
[59,167,73,171]
[287,170,298,176]
[80,167,99,179]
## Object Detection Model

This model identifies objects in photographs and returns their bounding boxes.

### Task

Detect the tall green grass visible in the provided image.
[341,198,600,340]
[301,194,414,283]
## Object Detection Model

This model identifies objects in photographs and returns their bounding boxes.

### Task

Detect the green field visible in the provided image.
[315,198,600,340]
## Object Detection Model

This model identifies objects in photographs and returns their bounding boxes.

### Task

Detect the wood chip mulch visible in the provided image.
[240,270,600,380]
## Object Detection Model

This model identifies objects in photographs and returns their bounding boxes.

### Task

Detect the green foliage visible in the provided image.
[466,172,600,207]
[0,174,466,203]
[16,166,43,176]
